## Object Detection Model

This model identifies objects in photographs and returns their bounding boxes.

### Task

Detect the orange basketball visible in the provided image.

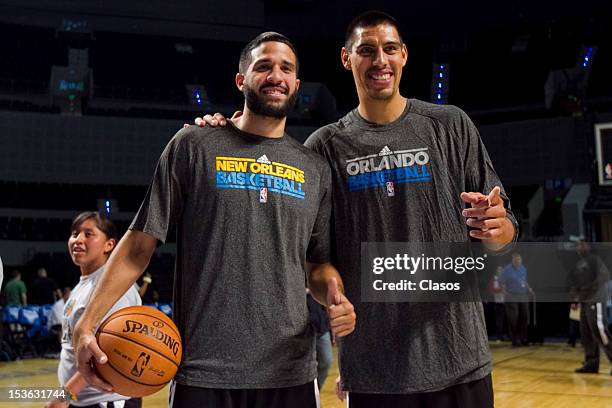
[94,305,182,397]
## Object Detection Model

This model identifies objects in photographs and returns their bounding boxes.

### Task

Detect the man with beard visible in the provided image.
[72,32,356,408]
[195,11,516,408]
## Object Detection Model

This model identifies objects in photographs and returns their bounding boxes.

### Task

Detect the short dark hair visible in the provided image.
[238,31,299,74]
[11,269,20,279]
[345,10,403,51]
[70,211,118,241]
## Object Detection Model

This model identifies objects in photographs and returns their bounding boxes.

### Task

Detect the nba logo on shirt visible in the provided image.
[260,187,268,203]
[386,181,395,197]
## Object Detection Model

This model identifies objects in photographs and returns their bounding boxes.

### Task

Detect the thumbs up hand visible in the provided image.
[326,277,356,339]
[326,277,342,307]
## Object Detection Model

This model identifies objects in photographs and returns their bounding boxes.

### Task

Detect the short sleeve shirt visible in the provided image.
[5,279,26,305]
[305,99,517,393]
[130,124,332,388]
[58,266,142,406]
[500,264,528,295]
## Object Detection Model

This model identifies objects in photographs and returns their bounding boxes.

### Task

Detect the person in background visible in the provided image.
[48,287,72,343]
[5,269,27,306]
[568,240,612,374]
[134,272,152,299]
[500,253,532,347]
[31,267,62,305]
[45,211,142,408]
[138,272,152,298]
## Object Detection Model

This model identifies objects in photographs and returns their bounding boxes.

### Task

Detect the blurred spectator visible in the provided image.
[30,267,61,305]
[500,253,533,347]
[48,286,71,342]
[568,241,612,374]
[4,269,27,305]
[137,272,152,299]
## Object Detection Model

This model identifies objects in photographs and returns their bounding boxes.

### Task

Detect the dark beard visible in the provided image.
[244,84,298,119]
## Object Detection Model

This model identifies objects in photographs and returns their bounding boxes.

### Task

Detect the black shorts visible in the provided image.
[169,381,319,408]
[349,374,493,408]
[69,397,142,408]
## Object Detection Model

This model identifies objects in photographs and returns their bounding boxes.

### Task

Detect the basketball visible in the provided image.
[94,305,182,397]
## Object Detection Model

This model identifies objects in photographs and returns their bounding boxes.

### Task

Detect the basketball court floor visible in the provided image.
[0,342,610,407]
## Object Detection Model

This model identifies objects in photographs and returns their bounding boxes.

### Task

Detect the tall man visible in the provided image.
[72,32,355,408]
[306,12,516,407]
[195,11,516,407]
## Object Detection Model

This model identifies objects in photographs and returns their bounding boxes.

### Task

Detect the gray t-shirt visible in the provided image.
[131,124,332,389]
[305,99,517,393]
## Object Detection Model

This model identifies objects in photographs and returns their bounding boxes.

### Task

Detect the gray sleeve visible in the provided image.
[303,131,320,152]
[306,162,332,264]
[460,112,519,244]
[304,126,330,155]
[130,129,191,243]
[0,256,3,288]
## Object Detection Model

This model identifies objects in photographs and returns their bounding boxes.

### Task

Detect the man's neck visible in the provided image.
[232,106,286,138]
[357,95,407,124]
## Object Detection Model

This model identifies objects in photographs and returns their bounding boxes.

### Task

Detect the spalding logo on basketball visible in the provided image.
[94,305,182,397]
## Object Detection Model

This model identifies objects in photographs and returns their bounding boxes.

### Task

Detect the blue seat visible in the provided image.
[18,307,42,338]
[41,304,53,315]
[24,305,41,314]
[39,304,53,326]
[39,305,54,336]
[3,306,42,358]
[158,303,172,317]
[3,306,20,323]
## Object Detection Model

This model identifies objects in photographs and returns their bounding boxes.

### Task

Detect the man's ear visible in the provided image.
[341,47,351,71]
[295,78,301,92]
[235,73,245,91]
